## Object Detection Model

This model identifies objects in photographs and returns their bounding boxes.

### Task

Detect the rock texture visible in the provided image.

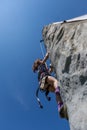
[42,16,87,130]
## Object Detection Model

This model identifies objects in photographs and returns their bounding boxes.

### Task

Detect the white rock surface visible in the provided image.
[42,15,87,130]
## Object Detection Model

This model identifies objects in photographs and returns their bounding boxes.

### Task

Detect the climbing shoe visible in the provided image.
[59,104,68,120]
[58,102,64,112]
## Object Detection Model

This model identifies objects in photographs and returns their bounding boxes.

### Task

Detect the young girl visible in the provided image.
[32,52,65,117]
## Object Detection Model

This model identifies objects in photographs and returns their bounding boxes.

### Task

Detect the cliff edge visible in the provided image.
[42,15,87,130]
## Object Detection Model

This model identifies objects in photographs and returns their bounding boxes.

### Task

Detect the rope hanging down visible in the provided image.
[35,40,45,109]
[36,87,51,109]
[36,87,43,108]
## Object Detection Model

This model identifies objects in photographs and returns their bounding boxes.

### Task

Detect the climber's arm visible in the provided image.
[49,64,54,73]
[42,52,49,64]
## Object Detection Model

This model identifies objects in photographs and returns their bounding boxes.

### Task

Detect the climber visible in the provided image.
[32,52,65,117]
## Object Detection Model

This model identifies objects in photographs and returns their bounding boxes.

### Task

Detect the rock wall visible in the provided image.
[42,18,87,130]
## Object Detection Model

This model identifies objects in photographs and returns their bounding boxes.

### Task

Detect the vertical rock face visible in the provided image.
[42,16,87,130]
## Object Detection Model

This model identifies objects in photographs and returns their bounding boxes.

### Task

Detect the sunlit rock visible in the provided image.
[42,15,87,130]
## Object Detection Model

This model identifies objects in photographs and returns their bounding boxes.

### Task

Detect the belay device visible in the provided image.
[36,87,51,108]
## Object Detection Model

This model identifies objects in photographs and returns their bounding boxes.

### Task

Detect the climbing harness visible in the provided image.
[38,63,50,81]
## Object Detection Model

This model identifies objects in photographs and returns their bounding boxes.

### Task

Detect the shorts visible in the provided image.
[40,76,48,90]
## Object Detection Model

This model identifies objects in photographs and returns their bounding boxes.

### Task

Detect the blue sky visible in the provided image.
[0,0,87,130]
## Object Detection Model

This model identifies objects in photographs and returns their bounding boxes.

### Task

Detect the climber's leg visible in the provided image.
[46,76,64,111]
[55,87,68,119]
[42,75,68,119]
[46,76,68,120]
[55,87,64,112]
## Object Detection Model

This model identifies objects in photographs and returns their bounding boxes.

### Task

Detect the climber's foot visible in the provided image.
[59,104,68,120]
[58,102,64,112]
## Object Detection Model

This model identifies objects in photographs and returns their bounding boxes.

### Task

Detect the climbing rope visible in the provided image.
[36,87,43,108]
[35,40,52,108]
[35,40,45,108]
[40,41,45,58]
